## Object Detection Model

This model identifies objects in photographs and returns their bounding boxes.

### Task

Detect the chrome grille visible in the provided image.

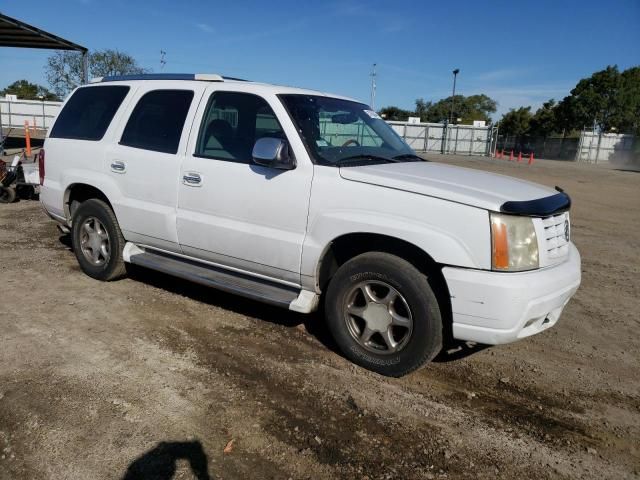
[542,212,570,264]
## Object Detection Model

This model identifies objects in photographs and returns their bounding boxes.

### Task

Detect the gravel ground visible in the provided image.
[0,155,638,479]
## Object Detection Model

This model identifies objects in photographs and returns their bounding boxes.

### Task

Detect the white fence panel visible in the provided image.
[0,99,62,130]
[389,121,491,156]
[576,132,635,163]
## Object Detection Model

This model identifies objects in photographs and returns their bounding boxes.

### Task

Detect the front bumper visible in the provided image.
[443,243,581,345]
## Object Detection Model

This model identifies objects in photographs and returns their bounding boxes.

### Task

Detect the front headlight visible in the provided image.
[490,213,539,271]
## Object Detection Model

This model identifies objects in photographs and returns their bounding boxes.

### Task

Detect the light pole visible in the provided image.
[370,63,377,110]
[449,68,460,124]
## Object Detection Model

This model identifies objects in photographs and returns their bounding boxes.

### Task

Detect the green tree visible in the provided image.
[0,79,59,101]
[416,94,497,124]
[498,107,532,136]
[529,99,558,137]
[614,66,640,135]
[557,65,621,132]
[414,98,432,121]
[46,49,146,97]
[378,106,413,121]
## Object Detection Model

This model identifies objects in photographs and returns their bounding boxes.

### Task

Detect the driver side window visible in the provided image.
[195,91,285,163]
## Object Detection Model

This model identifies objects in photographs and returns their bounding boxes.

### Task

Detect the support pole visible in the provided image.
[82,50,89,84]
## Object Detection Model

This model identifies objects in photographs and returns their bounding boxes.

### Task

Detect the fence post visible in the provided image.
[470,127,474,155]
[423,125,428,152]
[7,100,11,127]
[595,132,603,164]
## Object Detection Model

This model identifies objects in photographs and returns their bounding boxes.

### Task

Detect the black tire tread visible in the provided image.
[72,198,126,281]
[0,186,16,204]
[325,251,443,377]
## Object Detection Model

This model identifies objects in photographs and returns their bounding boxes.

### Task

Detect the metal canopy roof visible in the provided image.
[0,12,87,51]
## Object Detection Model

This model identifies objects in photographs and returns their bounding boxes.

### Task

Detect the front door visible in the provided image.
[176,88,313,285]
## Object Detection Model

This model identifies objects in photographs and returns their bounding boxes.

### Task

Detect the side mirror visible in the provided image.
[252,137,295,170]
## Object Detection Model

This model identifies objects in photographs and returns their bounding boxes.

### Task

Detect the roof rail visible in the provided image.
[89,73,227,83]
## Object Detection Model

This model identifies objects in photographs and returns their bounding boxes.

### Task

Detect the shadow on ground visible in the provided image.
[126,263,338,352]
[122,440,210,480]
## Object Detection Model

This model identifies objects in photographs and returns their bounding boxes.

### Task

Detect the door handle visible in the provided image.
[182,172,202,186]
[110,161,126,173]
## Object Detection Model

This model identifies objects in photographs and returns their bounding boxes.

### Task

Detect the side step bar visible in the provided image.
[124,244,318,312]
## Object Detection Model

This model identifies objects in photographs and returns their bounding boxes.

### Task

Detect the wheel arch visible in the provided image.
[316,232,453,342]
[64,183,113,222]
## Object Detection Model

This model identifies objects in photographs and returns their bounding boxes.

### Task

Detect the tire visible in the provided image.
[71,198,126,281]
[0,186,16,204]
[325,252,443,377]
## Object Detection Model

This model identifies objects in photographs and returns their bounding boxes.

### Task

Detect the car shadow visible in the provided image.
[125,263,339,354]
[58,233,485,365]
[59,232,73,250]
[121,440,210,480]
[433,340,490,362]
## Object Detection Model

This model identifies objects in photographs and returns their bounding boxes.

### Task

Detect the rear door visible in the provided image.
[106,84,205,252]
[176,85,313,285]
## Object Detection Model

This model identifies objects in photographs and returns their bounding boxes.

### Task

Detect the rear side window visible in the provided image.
[50,86,129,140]
[120,90,194,154]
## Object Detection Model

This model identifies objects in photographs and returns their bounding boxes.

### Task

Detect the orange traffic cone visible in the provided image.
[517,152,522,162]
[509,150,514,161]
[528,152,534,165]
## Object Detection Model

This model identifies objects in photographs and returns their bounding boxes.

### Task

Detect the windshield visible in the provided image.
[279,94,421,166]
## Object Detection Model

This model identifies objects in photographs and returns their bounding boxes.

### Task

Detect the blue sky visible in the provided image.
[1,0,639,117]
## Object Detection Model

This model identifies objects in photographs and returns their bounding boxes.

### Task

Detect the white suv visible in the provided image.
[40,73,581,376]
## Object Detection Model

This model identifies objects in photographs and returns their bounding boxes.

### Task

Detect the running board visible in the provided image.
[124,244,317,311]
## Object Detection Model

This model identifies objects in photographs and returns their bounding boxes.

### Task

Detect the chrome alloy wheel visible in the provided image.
[79,217,111,266]
[344,281,413,354]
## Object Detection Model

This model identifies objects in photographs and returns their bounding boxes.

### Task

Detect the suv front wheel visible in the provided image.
[325,252,443,377]
[71,198,126,281]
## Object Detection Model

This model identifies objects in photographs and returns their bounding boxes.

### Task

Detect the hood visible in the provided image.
[339,161,557,212]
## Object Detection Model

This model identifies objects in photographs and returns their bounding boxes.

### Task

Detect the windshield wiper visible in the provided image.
[335,154,400,165]
[392,153,425,162]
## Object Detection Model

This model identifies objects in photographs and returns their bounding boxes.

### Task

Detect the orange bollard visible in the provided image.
[24,120,32,156]
[509,150,514,161]
[528,152,534,165]
[517,152,522,162]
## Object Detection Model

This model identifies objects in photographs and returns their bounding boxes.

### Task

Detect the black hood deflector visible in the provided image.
[500,191,571,217]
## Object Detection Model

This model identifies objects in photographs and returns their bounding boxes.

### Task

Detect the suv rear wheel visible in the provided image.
[325,252,443,377]
[71,198,126,281]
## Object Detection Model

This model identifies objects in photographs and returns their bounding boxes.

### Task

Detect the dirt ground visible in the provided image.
[0,155,638,479]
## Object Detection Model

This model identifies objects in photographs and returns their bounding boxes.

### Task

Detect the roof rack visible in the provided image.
[89,73,247,83]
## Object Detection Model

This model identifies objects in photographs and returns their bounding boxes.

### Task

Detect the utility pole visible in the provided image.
[370,63,377,110]
[449,68,460,124]
[160,50,167,71]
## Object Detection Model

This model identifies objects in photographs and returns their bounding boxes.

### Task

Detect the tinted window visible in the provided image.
[195,92,285,163]
[120,90,194,154]
[50,86,129,140]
